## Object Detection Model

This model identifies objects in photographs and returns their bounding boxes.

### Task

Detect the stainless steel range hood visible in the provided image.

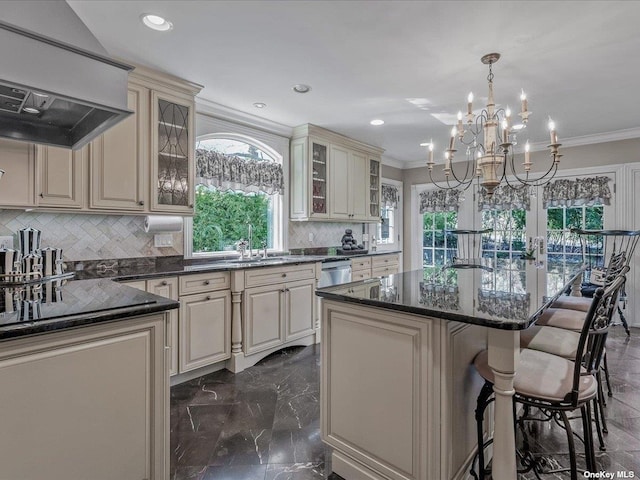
[0,1,133,150]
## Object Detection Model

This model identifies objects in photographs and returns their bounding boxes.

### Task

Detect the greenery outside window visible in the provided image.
[423,211,457,267]
[190,137,283,256]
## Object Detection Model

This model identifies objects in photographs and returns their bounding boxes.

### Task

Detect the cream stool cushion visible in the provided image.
[551,295,592,312]
[474,348,597,403]
[520,325,580,359]
[535,307,586,332]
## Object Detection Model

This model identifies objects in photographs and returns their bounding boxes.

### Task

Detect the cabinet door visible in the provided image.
[36,145,85,208]
[151,90,195,214]
[147,277,179,376]
[310,138,329,218]
[0,315,167,480]
[285,279,315,341]
[243,283,285,355]
[329,144,350,219]
[0,138,35,207]
[179,290,231,373]
[90,84,148,211]
[350,151,368,220]
[367,158,381,221]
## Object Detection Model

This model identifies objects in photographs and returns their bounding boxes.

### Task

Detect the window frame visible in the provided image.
[184,132,285,259]
[376,178,403,252]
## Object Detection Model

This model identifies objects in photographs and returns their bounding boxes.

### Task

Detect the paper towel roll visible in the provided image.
[144,216,183,233]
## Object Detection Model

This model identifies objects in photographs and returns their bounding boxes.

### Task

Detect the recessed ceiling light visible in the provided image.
[23,107,40,114]
[253,102,267,109]
[141,14,173,31]
[292,84,311,94]
[370,119,385,126]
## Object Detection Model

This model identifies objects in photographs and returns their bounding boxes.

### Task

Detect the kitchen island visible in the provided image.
[0,278,179,480]
[316,260,583,480]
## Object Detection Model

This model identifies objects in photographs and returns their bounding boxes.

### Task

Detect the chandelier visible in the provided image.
[426,53,561,196]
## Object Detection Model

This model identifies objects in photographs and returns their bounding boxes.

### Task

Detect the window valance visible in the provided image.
[478,185,531,211]
[196,149,284,195]
[542,176,611,208]
[419,189,463,213]
[381,184,399,208]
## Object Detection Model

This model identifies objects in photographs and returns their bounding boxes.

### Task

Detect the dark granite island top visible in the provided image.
[0,278,179,340]
[316,258,584,330]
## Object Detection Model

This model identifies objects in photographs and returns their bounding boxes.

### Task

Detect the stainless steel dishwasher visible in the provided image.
[318,259,352,288]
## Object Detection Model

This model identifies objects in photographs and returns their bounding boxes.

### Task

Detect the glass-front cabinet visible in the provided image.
[311,140,328,216]
[367,158,381,221]
[151,90,195,214]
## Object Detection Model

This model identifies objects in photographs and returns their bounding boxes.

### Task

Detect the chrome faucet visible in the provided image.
[261,241,268,259]
[247,223,253,258]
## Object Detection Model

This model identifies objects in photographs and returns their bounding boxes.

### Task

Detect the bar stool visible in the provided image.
[471,274,626,480]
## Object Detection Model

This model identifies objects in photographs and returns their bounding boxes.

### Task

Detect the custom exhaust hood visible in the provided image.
[0,1,133,150]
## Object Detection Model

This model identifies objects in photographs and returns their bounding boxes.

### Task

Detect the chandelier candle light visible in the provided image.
[426,53,562,196]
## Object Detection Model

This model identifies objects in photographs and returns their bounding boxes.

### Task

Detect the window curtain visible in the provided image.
[478,185,531,211]
[195,149,284,195]
[381,184,399,208]
[542,176,611,208]
[419,189,462,213]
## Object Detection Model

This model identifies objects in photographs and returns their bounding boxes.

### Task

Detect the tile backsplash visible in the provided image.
[288,221,367,249]
[0,211,183,261]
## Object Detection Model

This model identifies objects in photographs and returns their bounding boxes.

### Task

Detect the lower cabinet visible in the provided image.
[351,253,401,279]
[244,278,315,356]
[147,277,179,376]
[0,313,168,480]
[179,290,231,373]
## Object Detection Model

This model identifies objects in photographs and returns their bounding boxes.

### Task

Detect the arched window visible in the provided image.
[190,135,284,255]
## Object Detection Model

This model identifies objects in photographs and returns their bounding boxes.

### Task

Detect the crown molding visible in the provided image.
[196,97,293,138]
[381,155,407,169]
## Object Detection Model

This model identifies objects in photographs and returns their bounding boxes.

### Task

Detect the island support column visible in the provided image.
[487,329,520,480]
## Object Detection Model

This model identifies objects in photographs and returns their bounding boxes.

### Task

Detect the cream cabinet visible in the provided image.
[150,90,195,214]
[0,138,35,207]
[243,264,316,356]
[90,83,148,211]
[36,145,85,208]
[179,289,231,373]
[329,145,367,221]
[367,157,381,221]
[147,277,179,376]
[290,124,384,222]
[351,253,401,279]
[0,313,168,480]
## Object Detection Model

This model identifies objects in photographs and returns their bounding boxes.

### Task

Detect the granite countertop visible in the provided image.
[70,250,402,282]
[316,259,584,330]
[0,278,179,340]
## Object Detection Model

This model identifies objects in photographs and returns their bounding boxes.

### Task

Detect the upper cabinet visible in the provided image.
[90,82,148,211]
[0,139,35,208]
[36,144,86,208]
[290,124,384,222]
[150,90,195,214]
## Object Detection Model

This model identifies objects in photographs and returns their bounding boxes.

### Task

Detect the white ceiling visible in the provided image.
[67,0,640,168]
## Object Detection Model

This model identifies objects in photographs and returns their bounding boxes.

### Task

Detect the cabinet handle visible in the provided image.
[281,288,286,293]
[161,280,168,286]
[285,288,290,292]
[204,280,210,285]
[39,192,44,198]
[138,200,144,206]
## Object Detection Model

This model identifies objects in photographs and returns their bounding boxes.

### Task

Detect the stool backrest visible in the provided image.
[445,229,492,265]
[568,267,629,405]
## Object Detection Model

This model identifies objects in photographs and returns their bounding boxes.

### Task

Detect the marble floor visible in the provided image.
[170,326,640,480]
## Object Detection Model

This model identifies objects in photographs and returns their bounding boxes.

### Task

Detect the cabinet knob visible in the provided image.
[281,289,286,293]
[39,192,44,198]
[189,204,194,208]
[281,273,287,278]
[204,280,210,285]
[206,296,211,301]
[138,200,144,206]
[161,280,168,286]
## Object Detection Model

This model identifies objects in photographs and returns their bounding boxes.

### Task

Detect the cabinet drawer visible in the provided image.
[352,270,372,281]
[371,265,400,277]
[179,271,230,295]
[350,257,372,272]
[121,280,147,291]
[244,264,316,289]
[371,254,400,269]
